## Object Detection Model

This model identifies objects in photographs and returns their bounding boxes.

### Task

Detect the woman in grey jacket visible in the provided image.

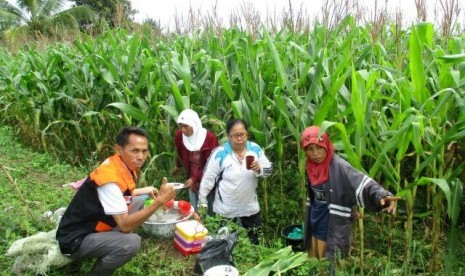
[301,126,400,259]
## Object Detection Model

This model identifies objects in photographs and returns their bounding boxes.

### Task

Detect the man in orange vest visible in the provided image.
[57,126,175,275]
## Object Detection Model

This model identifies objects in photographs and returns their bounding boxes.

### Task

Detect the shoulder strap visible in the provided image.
[214,169,224,202]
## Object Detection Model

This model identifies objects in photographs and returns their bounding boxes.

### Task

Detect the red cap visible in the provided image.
[301,126,326,149]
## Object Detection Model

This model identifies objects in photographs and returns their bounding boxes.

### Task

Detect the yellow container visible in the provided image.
[175,220,208,241]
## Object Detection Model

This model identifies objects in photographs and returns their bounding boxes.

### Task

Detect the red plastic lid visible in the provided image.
[178,200,191,214]
[174,239,201,256]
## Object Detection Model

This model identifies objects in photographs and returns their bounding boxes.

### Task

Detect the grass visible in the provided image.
[0,125,196,275]
[1,124,464,275]
[0,125,300,275]
[1,1,465,274]
[0,123,264,275]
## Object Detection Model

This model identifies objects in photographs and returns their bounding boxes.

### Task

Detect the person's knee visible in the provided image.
[120,234,141,257]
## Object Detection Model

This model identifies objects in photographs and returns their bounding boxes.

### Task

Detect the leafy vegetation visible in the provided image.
[69,0,135,27]
[0,1,465,274]
[0,0,97,43]
[0,125,325,275]
[1,122,463,274]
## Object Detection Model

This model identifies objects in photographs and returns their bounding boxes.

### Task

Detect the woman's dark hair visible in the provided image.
[116,127,149,147]
[226,119,248,134]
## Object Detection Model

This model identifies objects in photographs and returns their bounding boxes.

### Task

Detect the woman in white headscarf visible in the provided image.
[173,109,219,211]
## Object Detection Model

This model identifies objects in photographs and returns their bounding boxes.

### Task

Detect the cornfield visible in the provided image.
[1,17,464,273]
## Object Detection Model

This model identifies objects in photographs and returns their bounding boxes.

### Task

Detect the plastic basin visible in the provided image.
[281,224,304,251]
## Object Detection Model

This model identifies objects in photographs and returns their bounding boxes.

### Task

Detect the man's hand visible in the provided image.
[132,186,158,199]
[380,196,402,215]
[156,177,176,205]
[137,186,158,199]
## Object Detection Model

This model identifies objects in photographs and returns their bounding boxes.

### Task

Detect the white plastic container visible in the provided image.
[204,265,239,276]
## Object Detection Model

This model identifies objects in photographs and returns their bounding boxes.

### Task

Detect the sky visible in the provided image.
[129,0,448,30]
[5,0,462,31]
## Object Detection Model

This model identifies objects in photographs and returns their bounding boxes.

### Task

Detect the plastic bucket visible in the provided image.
[281,224,303,251]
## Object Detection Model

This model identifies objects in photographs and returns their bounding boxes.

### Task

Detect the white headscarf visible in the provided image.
[176,109,208,151]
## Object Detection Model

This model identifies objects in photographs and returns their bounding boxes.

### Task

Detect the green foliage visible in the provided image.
[0,126,85,274]
[243,246,308,275]
[0,126,298,275]
[0,18,465,274]
[70,0,135,26]
[0,0,97,42]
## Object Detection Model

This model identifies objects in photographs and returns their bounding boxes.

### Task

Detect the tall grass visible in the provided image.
[1,13,465,273]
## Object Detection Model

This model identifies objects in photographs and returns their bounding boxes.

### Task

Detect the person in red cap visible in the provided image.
[301,126,400,260]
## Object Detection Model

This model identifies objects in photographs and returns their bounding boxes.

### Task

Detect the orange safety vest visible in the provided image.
[89,154,137,231]
[56,154,138,254]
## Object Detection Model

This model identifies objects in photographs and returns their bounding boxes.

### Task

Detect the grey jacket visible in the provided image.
[311,154,393,259]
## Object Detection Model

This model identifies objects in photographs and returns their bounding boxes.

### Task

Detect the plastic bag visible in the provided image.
[194,228,237,275]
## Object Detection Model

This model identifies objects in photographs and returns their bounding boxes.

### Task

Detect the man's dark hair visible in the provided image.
[116,127,149,147]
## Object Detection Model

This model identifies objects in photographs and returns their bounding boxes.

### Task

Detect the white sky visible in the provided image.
[5,0,463,31]
[130,0,456,30]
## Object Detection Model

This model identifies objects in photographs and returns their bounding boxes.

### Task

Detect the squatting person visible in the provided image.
[56,126,175,275]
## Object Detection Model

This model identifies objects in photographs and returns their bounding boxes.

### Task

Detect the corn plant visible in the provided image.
[1,19,465,274]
